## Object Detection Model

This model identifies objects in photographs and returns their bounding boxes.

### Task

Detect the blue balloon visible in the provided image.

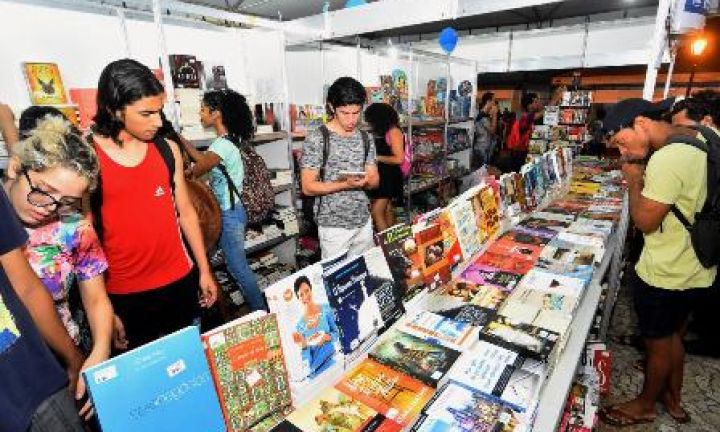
[345,0,367,7]
[439,27,458,54]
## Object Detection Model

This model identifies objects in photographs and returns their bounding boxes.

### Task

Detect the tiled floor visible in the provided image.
[599,278,720,432]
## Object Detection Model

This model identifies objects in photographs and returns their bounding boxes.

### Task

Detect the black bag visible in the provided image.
[302,125,371,223]
[666,125,720,268]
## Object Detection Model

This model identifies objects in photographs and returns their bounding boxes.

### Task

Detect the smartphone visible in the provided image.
[338,170,366,180]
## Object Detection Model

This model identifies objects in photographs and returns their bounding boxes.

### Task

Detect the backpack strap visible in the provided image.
[666,133,709,230]
[314,125,332,220]
[153,135,177,192]
[217,162,241,211]
[360,130,370,165]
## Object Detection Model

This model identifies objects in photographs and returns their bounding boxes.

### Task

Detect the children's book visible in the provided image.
[23,62,67,105]
[370,329,461,388]
[335,358,434,427]
[83,327,225,432]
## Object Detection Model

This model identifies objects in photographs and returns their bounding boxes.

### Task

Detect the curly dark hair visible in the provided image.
[93,59,165,140]
[293,275,312,297]
[364,103,400,136]
[202,89,254,145]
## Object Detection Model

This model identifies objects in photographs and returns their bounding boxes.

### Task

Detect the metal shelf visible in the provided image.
[273,184,293,194]
[245,233,297,255]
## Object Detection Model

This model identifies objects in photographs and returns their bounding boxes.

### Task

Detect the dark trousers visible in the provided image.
[28,388,84,432]
[110,268,200,350]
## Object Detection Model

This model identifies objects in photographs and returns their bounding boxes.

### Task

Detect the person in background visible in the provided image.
[179,89,266,312]
[473,91,499,168]
[301,77,380,259]
[90,59,217,350]
[599,98,714,427]
[364,102,404,232]
[0,184,85,431]
[4,115,113,421]
[0,102,19,152]
[505,92,541,172]
[669,91,720,358]
[586,106,607,157]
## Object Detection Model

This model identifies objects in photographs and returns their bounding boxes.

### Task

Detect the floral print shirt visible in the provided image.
[23,214,108,344]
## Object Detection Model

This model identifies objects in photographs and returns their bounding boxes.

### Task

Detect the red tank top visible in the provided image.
[95,142,192,294]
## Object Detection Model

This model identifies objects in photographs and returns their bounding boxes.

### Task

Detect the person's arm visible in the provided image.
[75,275,113,418]
[376,128,405,165]
[177,134,221,178]
[301,168,356,196]
[364,135,380,190]
[622,162,671,234]
[167,139,218,307]
[0,103,19,152]
[487,105,499,135]
[1,249,84,391]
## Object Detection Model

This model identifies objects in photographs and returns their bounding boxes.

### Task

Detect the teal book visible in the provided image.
[83,326,225,432]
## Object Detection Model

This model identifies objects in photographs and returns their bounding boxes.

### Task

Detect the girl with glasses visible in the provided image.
[2,115,113,421]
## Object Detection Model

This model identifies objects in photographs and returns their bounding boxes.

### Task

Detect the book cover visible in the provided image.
[469,284,508,310]
[249,405,294,432]
[335,358,433,427]
[410,222,451,292]
[441,304,498,329]
[518,269,587,299]
[505,227,556,247]
[265,264,342,385]
[506,286,578,317]
[68,88,98,130]
[169,54,201,88]
[479,316,560,362]
[281,387,402,432]
[474,251,536,276]
[83,327,225,432]
[487,235,544,265]
[23,62,67,105]
[459,263,523,293]
[415,382,524,432]
[423,279,484,314]
[438,209,464,272]
[369,329,461,388]
[511,173,527,213]
[362,246,405,331]
[447,198,484,260]
[376,224,425,304]
[535,238,597,281]
[398,310,476,351]
[202,313,292,431]
[323,255,385,354]
[518,216,571,234]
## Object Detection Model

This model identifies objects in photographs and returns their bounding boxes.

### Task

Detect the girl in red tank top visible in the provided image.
[91,59,218,350]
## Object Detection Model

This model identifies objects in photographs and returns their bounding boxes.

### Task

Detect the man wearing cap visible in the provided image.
[599,98,715,427]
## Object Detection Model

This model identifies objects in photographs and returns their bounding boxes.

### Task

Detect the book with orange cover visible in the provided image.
[473,184,501,239]
[488,234,544,263]
[474,251,536,276]
[23,62,67,105]
[335,358,433,427]
[202,312,292,431]
[410,222,451,292]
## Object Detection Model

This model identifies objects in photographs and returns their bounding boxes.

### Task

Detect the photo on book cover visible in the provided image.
[265,264,340,385]
[376,224,425,303]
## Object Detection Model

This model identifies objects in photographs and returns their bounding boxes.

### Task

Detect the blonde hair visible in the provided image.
[12,116,99,190]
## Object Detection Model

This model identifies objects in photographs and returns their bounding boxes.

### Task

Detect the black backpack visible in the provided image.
[301,125,371,224]
[666,125,720,268]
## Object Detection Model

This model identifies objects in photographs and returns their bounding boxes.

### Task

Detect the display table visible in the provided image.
[533,195,629,430]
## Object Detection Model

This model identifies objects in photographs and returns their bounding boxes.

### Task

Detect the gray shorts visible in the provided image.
[29,388,84,432]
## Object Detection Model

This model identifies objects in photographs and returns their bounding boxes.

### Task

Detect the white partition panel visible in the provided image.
[240,29,287,104]
[286,44,323,106]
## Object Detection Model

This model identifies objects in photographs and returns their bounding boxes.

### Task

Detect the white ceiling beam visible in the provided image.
[286,0,569,42]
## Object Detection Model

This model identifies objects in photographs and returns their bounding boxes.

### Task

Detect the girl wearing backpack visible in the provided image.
[180,90,265,312]
[90,59,218,350]
[365,103,406,231]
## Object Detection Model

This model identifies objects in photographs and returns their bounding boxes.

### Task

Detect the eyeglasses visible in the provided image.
[22,168,81,216]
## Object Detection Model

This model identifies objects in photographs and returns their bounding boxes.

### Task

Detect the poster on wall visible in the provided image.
[22,62,68,105]
[169,54,201,89]
[202,62,228,91]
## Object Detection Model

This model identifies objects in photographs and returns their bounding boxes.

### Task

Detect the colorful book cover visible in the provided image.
[414,382,524,432]
[474,251,536,276]
[335,358,433,427]
[281,387,402,432]
[68,88,98,130]
[376,224,425,304]
[480,316,560,362]
[423,279,483,315]
[83,327,225,432]
[323,255,385,354]
[265,263,341,385]
[202,313,292,431]
[505,227,556,247]
[398,310,476,351]
[370,329,461,388]
[486,235,544,266]
[459,263,523,293]
[438,209,464,272]
[469,284,508,310]
[249,405,294,432]
[169,54,201,88]
[511,173,528,213]
[23,62,67,105]
[410,222,451,292]
[519,216,571,233]
[476,184,501,239]
[535,238,597,281]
